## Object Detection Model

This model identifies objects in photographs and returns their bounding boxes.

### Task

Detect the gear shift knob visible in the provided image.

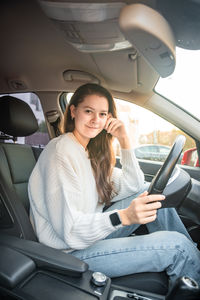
[166,276,200,300]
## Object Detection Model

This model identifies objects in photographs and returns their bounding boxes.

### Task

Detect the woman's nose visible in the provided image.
[91,113,99,122]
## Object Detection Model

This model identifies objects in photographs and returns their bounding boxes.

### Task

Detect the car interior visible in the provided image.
[0,0,200,299]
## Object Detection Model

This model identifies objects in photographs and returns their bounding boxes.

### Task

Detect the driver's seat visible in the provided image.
[0,95,169,295]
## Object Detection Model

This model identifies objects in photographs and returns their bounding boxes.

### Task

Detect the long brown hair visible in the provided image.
[60,83,117,205]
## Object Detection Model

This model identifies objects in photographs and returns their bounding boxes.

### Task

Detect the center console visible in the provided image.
[0,234,199,300]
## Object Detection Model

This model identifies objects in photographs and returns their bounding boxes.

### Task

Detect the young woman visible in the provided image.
[28,83,200,286]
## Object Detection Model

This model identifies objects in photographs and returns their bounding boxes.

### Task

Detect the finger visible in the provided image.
[107,119,119,133]
[140,210,157,219]
[108,122,121,134]
[138,191,148,198]
[104,117,114,130]
[142,214,157,224]
[144,201,162,211]
[104,119,110,130]
[143,194,165,204]
[145,209,157,217]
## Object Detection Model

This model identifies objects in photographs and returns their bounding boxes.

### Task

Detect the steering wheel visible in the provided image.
[148,135,186,195]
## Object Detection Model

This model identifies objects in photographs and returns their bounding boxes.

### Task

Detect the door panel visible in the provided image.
[138,159,200,182]
[116,157,200,182]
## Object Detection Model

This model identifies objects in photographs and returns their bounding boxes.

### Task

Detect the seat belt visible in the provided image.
[45,110,61,137]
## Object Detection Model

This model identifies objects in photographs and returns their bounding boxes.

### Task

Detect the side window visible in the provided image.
[114,98,196,167]
[0,93,49,147]
[60,93,197,167]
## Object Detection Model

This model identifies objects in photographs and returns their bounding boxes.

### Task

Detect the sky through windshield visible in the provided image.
[155,47,200,121]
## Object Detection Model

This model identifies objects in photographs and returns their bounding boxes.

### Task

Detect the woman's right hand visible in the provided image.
[118,191,165,226]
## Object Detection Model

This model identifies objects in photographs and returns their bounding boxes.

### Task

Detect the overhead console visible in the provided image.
[38,1,176,79]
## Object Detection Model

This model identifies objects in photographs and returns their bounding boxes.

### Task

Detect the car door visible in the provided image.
[112,98,200,183]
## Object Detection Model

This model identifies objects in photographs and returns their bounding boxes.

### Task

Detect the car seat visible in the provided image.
[0,95,169,295]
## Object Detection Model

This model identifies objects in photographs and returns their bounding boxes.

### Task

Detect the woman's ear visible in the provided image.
[70,105,76,120]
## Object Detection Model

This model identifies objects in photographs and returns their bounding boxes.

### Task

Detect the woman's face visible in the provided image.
[70,94,109,148]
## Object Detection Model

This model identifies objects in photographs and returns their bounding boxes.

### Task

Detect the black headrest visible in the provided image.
[0,96,38,137]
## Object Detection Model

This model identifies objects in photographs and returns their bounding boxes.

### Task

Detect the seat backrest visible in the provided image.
[0,96,40,241]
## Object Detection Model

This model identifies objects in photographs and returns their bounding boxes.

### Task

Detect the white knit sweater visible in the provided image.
[28,133,144,250]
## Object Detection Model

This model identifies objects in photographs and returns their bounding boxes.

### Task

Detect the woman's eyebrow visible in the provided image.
[82,105,108,112]
[82,105,94,110]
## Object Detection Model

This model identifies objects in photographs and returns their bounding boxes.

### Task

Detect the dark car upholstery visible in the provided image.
[0,96,39,240]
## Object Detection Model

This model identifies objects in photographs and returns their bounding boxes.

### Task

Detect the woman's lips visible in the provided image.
[86,125,99,129]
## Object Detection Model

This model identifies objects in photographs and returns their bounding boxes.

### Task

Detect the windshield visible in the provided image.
[155,47,200,121]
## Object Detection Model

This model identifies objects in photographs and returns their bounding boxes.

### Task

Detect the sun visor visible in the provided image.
[119,4,176,78]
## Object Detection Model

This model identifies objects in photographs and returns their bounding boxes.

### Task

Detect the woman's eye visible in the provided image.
[100,113,107,117]
[85,109,92,114]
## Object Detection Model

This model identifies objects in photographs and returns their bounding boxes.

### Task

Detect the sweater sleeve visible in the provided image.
[111,148,145,202]
[44,153,118,250]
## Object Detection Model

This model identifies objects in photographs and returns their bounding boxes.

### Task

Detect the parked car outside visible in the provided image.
[134,144,171,162]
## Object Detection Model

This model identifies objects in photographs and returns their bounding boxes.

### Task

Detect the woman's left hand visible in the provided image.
[104,117,130,149]
[104,117,126,138]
